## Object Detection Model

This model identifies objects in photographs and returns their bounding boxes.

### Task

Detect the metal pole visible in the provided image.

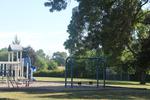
[8,53,10,62]
[96,59,99,88]
[11,52,14,62]
[103,63,106,88]
[20,51,23,78]
[71,58,74,88]
[65,58,68,88]
[16,52,18,61]
[26,63,29,79]
[2,64,4,80]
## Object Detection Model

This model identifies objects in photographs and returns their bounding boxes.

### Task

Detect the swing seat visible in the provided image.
[78,81,82,86]
[89,81,93,85]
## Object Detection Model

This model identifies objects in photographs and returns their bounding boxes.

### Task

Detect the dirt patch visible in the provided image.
[0,81,146,92]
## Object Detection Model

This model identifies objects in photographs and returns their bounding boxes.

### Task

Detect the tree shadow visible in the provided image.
[36,89,150,100]
[0,85,149,100]
[0,98,16,100]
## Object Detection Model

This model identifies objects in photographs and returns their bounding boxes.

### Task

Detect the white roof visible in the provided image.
[8,44,23,51]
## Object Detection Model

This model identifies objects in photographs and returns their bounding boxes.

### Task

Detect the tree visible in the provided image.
[44,0,150,84]
[35,56,48,71]
[35,49,59,71]
[47,60,58,70]
[52,51,67,66]
[137,35,150,84]
[36,49,46,58]
[0,48,8,61]
[23,46,37,65]
[12,35,20,45]
[44,0,68,12]
[35,49,47,71]
[136,13,150,84]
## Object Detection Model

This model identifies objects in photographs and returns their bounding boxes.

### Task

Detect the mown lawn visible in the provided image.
[0,89,149,100]
[36,77,150,89]
[0,77,149,100]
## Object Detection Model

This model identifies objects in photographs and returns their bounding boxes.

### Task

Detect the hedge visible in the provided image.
[33,69,64,77]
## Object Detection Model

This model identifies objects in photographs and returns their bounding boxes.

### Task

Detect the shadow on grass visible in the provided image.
[36,89,150,100]
[106,81,150,86]
[0,86,149,100]
[0,98,16,100]
[39,80,150,86]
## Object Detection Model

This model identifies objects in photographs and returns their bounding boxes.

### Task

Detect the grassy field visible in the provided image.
[0,77,149,100]
[0,89,149,100]
[36,77,150,89]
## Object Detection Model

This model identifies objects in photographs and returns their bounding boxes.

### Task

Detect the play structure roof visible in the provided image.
[8,44,23,51]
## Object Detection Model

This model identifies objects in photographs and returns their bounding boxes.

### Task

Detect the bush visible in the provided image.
[48,60,58,70]
[33,68,65,77]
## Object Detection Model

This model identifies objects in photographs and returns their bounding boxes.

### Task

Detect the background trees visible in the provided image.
[12,35,20,45]
[45,0,150,84]
[0,47,66,71]
[0,36,67,72]
[0,48,8,61]
[52,51,67,66]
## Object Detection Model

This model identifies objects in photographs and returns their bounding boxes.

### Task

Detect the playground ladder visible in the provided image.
[6,72,18,88]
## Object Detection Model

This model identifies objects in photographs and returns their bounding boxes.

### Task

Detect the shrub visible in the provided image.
[48,60,58,70]
[33,68,65,77]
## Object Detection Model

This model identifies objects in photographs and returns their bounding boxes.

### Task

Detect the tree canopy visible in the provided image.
[52,51,68,66]
[45,0,150,84]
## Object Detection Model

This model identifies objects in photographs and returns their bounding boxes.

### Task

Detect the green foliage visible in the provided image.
[52,51,67,66]
[33,68,65,77]
[47,60,58,70]
[138,42,150,68]
[66,57,105,79]
[23,46,37,65]
[36,49,46,58]
[0,46,60,72]
[35,56,48,71]
[35,49,50,71]
[35,49,68,71]
[0,48,8,61]
[45,0,150,83]
[44,0,68,12]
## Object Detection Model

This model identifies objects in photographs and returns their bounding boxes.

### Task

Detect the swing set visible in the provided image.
[65,57,107,88]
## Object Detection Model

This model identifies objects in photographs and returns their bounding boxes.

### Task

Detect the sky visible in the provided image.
[0,1,149,56]
[0,0,78,56]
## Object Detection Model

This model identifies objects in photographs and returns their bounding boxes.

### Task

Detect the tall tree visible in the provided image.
[36,49,46,58]
[23,46,37,65]
[44,0,68,12]
[52,51,67,66]
[12,35,20,45]
[44,0,150,84]
[136,13,150,84]
[0,48,8,61]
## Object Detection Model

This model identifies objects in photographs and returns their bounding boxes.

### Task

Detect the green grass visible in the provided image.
[36,77,150,89]
[0,77,149,100]
[35,77,65,82]
[0,89,149,100]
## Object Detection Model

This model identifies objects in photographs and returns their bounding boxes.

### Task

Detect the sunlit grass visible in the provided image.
[0,89,149,100]
[35,77,130,83]
[0,77,149,100]
[35,77,64,82]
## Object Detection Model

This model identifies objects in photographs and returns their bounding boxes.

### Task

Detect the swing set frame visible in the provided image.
[65,57,107,88]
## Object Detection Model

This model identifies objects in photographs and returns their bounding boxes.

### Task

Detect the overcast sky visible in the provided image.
[0,0,78,56]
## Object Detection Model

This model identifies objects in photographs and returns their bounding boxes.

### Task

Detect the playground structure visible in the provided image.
[65,57,107,88]
[0,44,35,88]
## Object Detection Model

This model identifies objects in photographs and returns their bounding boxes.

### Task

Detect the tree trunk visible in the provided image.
[140,70,146,85]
